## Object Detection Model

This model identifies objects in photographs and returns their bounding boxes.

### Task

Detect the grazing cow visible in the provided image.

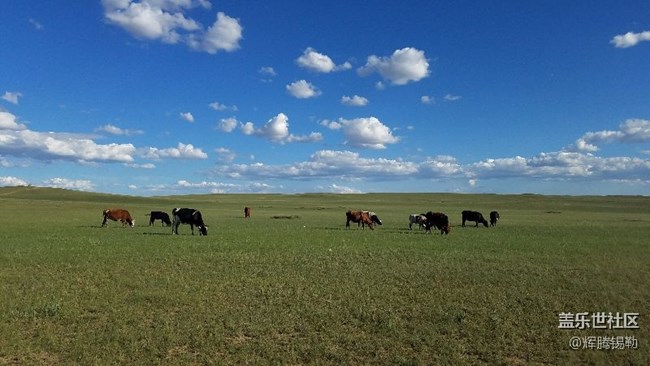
[346,210,376,230]
[408,213,427,230]
[147,211,171,226]
[172,208,208,236]
[244,206,252,218]
[424,211,450,235]
[490,211,500,227]
[364,211,383,228]
[462,210,489,228]
[102,209,135,227]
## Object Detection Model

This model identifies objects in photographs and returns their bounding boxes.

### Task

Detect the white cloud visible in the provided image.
[421,95,435,105]
[444,94,462,102]
[209,150,419,180]
[341,95,369,107]
[420,155,464,177]
[296,47,351,73]
[240,121,255,136]
[96,124,143,136]
[217,117,239,132]
[102,1,242,54]
[259,66,277,76]
[0,128,137,163]
[209,101,237,111]
[325,183,363,194]
[180,112,194,123]
[572,119,650,152]
[145,179,278,194]
[126,162,156,169]
[611,30,650,48]
[358,47,430,85]
[208,148,650,186]
[102,0,200,43]
[2,92,23,105]
[0,176,29,187]
[242,113,322,144]
[0,111,28,130]
[193,12,243,53]
[44,178,95,191]
[215,147,235,162]
[286,80,321,99]
[324,117,399,149]
[138,142,208,159]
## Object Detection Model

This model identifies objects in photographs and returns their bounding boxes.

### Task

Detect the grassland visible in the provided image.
[0,187,648,365]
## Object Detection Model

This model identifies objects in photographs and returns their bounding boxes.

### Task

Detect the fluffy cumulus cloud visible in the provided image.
[358,47,429,85]
[180,112,194,123]
[322,117,399,149]
[296,47,351,73]
[102,0,242,53]
[0,111,215,166]
[0,128,137,164]
[341,95,369,107]
[241,113,322,144]
[611,30,650,48]
[210,150,418,180]
[192,12,243,53]
[0,176,29,187]
[571,119,650,152]
[217,117,239,132]
[44,178,95,191]
[0,111,28,130]
[286,80,321,99]
[207,144,649,188]
[138,142,208,159]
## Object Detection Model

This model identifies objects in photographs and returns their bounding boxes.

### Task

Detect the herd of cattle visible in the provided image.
[102,207,499,236]
[102,208,208,235]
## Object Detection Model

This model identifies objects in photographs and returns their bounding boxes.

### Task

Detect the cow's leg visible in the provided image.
[172,217,180,234]
[101,214,108,227]
[190,224,195,235]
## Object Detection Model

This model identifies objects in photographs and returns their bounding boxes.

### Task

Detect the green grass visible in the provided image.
[0,187,648,365]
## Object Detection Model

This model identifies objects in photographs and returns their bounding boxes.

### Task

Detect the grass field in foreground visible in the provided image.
[0,187,648,365]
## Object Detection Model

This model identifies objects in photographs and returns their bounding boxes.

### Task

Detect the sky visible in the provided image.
[1,0,650,196]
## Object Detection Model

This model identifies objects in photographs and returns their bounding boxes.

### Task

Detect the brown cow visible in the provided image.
[346,210,376,230]
[244,206,251,218]
[102,209,135,227]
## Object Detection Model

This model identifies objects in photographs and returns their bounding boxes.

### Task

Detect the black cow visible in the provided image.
[489,211,500,227]
[462,210,489,228]
[172,208,208,235]
[424,211,450,235]
[147,211,171,226]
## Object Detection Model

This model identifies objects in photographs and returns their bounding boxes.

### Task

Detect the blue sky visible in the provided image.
[1,0,649,196]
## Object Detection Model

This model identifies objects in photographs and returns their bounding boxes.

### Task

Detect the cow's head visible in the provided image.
[199,225,208,236]
[370,214,382,225]
[129,219,135,227]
